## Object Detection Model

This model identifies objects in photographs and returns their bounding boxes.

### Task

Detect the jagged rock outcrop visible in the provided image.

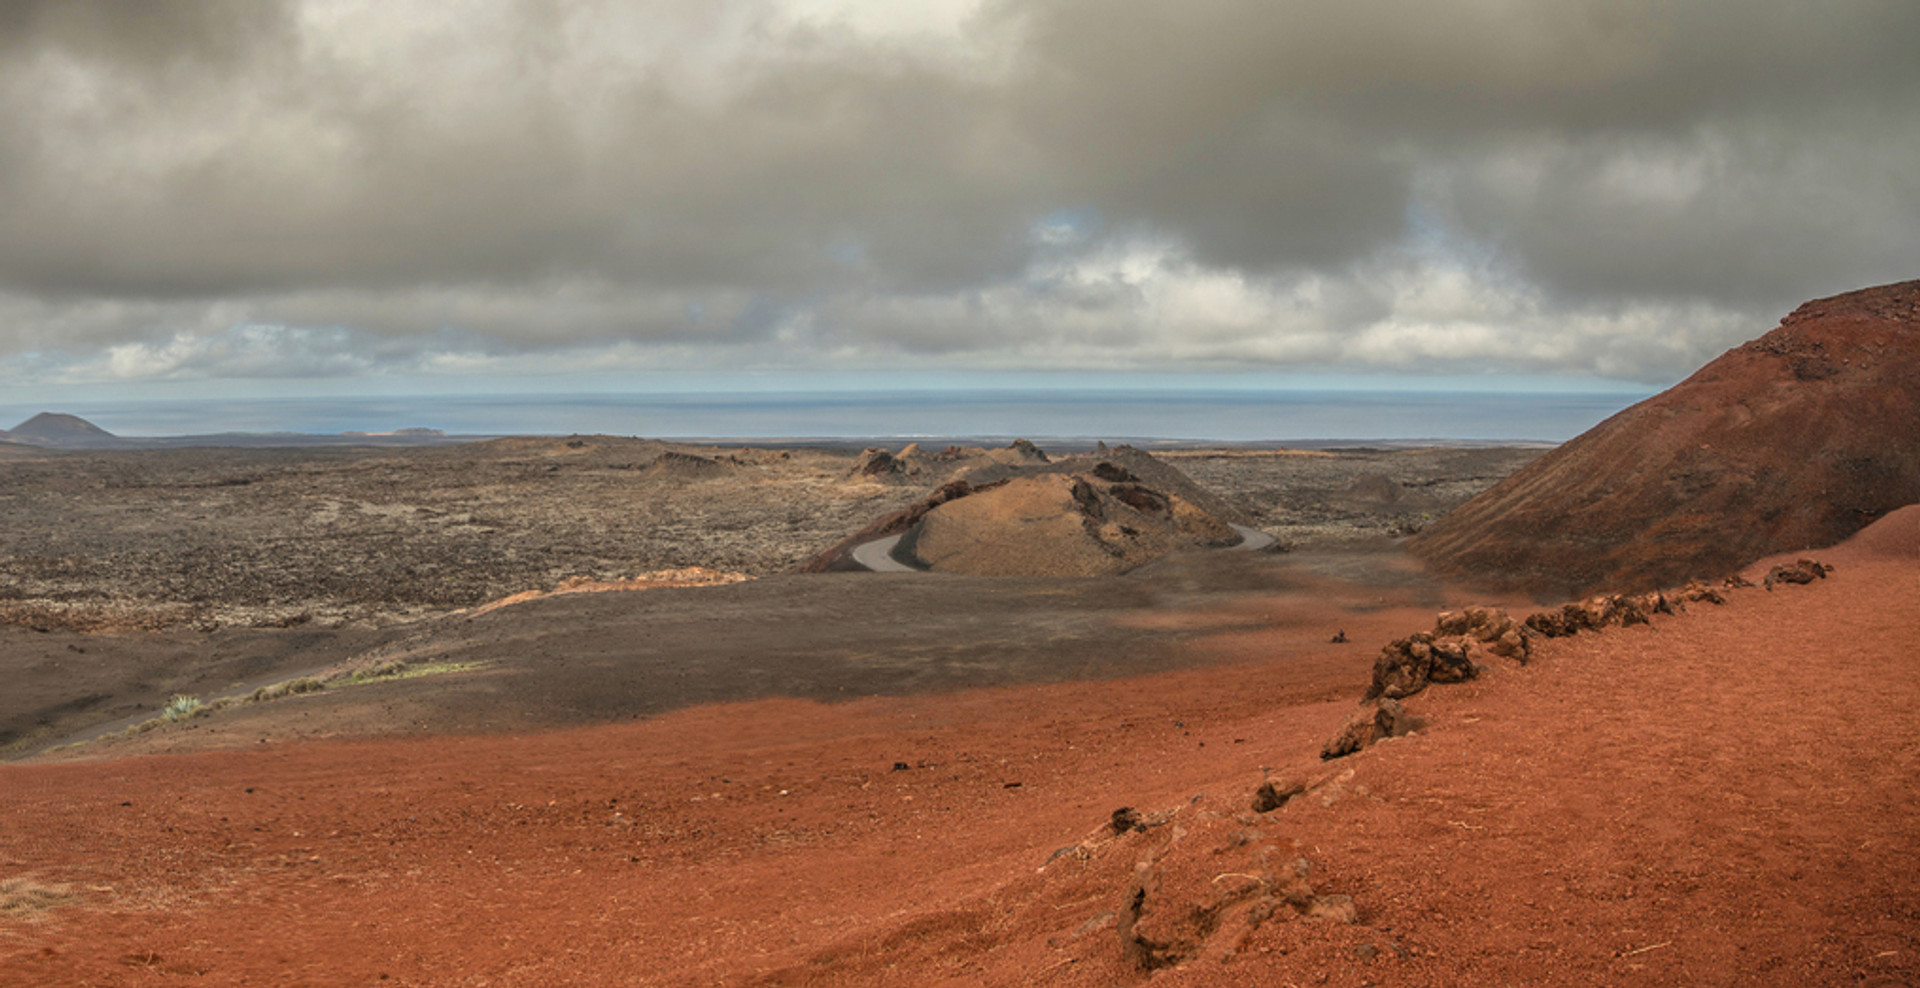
[1437,605,1530,661]
[1324,605,1536,760]
[1005,438,1049,463]
[1409,280,1920,597]
[1518,575,1768,638]
[1322,553,1840,761]
[1364,605,1531,702]
[849,447,901,479]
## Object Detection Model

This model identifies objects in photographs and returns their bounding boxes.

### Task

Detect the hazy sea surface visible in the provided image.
[5,389,1650,445]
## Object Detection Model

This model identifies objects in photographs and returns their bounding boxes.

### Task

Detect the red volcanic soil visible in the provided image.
[1410,279,1920,598]
[1,511,1916,987]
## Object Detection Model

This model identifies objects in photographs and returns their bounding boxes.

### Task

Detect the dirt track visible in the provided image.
[0,512,1913,987]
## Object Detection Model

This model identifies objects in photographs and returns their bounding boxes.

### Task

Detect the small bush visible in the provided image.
[249,677,328,702]
[350,660,410,682]
[161,695,203,721]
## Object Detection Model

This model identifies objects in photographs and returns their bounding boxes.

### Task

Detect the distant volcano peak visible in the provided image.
[7,412,118,444]
[10,412,114,439]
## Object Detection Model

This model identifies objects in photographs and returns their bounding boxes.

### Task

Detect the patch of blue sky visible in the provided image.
[1032,207,1102,245]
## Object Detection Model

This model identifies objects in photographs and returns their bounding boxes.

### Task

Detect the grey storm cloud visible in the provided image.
[0,0,1914,383]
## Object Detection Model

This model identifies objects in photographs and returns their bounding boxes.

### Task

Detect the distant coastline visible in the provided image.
[0,388,1649,449]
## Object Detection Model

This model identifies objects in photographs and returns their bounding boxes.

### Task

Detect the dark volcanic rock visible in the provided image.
[1322,698,1410,759]
[1108,483,1170,516]
[1764,558,1832,590]
[1366,632,1479,700]
[850,447,901,478]
[1251,778,1305,813]
[644,450,730,479]
[1408,280,1920,597]
[1006,438,1050,462]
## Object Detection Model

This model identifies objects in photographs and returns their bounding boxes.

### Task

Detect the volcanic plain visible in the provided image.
[1,277,1916,988]
[0,436,1539,758]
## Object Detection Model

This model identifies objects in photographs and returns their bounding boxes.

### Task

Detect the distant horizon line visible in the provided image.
[2,387,1647,446]
[1,427,1561,452]
[0,367,1664,406]
[9,381,1658,402]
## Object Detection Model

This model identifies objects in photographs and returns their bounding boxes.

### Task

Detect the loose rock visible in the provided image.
[1118,802,1341,968]
[1765,558,1832,590]
[1303,894,1358,924]
[1251,778,1305,813]
[1322,699,1410,760]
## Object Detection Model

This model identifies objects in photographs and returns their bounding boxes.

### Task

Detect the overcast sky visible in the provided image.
[2,0,1914,400]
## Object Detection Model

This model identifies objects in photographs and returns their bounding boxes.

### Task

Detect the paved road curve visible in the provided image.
[1228,523,1276,552]
[850,533,920,573]
[849,523,1275,572]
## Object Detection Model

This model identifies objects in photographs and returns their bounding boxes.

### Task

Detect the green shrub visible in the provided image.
[161,695,202,721]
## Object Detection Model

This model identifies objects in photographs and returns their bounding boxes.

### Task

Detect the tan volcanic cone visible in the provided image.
[1409,279,1920,597]
[905,473,1238,577]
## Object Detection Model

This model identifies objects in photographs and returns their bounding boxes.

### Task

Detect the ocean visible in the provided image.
[2,389,1649,446]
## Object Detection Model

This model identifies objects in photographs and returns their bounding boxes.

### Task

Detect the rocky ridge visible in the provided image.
[1317,564,1826,763]
[1091,549,1851,973]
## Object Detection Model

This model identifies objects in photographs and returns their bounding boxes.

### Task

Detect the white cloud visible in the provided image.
[1,227,1765,388]
[0,0,1912,396]
[97,325,374,380]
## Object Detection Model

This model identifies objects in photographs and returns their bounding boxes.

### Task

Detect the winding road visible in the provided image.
[1228,523,1277,552]
[850,523,1275,572]
[851,533,919,573]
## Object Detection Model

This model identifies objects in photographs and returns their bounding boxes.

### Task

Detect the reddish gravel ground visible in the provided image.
[0,510,1914,987]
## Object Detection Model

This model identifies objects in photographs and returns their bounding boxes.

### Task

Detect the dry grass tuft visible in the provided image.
[0,877,74,922]
[467,567,750,616]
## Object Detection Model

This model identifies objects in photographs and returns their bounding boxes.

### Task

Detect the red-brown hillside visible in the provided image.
[1409,279,1920,597]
